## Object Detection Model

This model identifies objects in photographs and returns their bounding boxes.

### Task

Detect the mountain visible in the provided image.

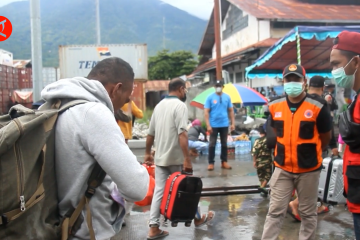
[0,0,207,67]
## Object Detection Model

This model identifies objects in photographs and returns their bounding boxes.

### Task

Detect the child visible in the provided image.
[252,126,273,196]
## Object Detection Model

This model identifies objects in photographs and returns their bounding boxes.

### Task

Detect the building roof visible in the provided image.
[193,38,279,75]
[229,0,360,21]
[198,0,360,56]
[145,80,191,92]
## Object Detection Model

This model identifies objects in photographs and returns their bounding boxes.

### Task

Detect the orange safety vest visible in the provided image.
[343,94,360,213]
[269,95,323,173]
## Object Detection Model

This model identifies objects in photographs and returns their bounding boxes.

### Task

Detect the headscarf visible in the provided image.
[192,119,201,126]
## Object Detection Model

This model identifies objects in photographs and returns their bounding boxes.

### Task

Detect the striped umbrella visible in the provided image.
[190,83,268,109]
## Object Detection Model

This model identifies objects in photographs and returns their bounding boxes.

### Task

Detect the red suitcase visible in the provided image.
[160,172,203,227]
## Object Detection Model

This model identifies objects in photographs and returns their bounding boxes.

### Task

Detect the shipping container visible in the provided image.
[42,67,60,88]
[59,44,148,80]
[132,80,146,111]
[0,49,13,67]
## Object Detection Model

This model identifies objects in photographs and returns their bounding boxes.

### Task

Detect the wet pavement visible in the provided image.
[112,150,355,240]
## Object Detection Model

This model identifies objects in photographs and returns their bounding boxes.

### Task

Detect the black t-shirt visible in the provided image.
[271,94,332,134]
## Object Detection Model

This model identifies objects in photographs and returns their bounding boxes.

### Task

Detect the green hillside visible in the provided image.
[0,0,206,67]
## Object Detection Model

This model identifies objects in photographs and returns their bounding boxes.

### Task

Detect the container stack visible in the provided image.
[0,64,33,114]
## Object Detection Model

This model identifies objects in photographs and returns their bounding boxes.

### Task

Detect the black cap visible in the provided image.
[215,80,224,86]
[325,83,336,88]
[283,64,306,78]
[309,76,325,88]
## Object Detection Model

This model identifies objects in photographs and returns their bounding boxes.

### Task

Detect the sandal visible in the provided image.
[287,207,301,222]
[318,206,329,215]
[147,230,169,240]
[195,211,215,228]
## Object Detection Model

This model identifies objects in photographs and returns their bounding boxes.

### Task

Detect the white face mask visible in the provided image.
[216,87,222,93]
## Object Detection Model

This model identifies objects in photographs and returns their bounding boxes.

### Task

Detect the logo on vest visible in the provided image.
[304,110,313,118]
[213,100,217,104]
[275,112,282,118]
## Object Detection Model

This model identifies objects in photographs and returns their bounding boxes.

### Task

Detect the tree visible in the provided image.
[148,49,198,80]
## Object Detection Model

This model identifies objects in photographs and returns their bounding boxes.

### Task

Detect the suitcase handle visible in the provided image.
[330,154,341,160]
[182,169,193,175]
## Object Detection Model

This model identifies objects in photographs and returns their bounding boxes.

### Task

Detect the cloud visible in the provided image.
[161,0,213,20]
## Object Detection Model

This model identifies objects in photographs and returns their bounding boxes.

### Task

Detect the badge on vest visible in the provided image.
[304,110,313,118]
[275,112,282,118]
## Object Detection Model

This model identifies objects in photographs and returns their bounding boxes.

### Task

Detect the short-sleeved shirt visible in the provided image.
[148,96,188,166]
[204,93,233,128]
[252,136,273,168]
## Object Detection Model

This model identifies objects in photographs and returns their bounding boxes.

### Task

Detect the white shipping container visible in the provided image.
[59,44,148,80]
[0,49,13,67]
[42,67,60,88]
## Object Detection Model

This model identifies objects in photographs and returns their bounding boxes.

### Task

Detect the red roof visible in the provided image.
[230,0,360,21]
[193,38,279,75]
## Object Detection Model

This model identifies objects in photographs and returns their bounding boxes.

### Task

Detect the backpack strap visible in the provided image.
[58,100,89,113]
[61,163,106,240]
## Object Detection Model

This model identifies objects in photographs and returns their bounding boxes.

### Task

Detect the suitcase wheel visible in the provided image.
[171,222,178,227]
[185,221,191,227]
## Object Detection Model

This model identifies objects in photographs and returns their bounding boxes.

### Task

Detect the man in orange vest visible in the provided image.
[261,64,332,240]
[330,31,360,240]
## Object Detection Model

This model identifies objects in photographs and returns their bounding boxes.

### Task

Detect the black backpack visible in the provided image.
[265,116,277,149]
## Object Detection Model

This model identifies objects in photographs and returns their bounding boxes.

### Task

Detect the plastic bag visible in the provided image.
[143,163,155,178]
[135,176,155,206]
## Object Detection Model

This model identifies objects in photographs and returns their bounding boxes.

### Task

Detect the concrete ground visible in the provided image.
[112,151,355,240]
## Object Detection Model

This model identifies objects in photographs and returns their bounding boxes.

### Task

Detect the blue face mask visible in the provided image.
[284,82,304,97]
[331,58,357,89]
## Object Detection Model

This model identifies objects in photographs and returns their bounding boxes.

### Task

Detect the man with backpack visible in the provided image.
[45,57,148,239]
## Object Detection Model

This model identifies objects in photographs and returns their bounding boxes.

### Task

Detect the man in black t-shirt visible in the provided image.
[308,76,338,157]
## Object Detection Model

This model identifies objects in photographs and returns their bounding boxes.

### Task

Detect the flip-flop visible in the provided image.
[195,211,215,228]
[147,230,169,240]
[287,207,301,222]
[318,206,330,215]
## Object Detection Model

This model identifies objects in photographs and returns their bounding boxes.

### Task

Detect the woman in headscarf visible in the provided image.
[188,119,208,156]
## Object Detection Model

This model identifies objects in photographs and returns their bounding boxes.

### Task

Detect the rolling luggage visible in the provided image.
[160,172,202,227]
[318,155,346,205]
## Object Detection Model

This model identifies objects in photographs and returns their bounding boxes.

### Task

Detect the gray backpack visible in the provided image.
[0,100,105,240]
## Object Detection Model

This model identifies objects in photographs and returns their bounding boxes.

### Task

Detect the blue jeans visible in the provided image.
[354,213,360,240]
[188,140,208,152]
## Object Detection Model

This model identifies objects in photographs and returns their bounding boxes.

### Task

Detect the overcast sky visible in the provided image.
[0,0,213,20]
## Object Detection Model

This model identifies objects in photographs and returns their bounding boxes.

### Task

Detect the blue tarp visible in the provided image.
[246,26,360,78]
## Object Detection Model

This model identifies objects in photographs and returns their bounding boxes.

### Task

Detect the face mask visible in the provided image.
[284,82,304,98]
[181,93,187,102]
[332,58,357,89]
[216,87,222,93]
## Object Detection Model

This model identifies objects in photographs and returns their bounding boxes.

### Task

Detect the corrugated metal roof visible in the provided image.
[193,38,279,75]
[230,0,360,21]
[145,80,191,92]
[198,0,360,57]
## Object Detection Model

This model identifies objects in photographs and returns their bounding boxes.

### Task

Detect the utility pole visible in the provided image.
[30,0,43,102]
[96,0,101,44]
[214,0,223,81]
[163,17,166,49]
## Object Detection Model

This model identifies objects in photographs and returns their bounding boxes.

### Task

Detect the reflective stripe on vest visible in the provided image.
[269,96,323,173]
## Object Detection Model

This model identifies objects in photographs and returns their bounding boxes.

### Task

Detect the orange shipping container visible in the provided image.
[132,80,146,111]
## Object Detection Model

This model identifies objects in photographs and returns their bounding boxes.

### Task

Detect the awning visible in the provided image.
[145,80,191,92]
[247,72,333,79]
[245,26,360,77]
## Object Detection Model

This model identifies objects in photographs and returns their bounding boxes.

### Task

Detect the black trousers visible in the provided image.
[208,127,228,164]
